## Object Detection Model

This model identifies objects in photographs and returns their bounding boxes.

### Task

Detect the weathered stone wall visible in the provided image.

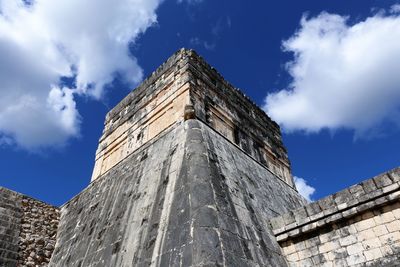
[0,188,21,267]
[91,49,192,181]
[50,119,305,266]
[198,118,306,266]
[50,123,188,266]
[91,48,293,189]
[0,187,59,267]
[186,51,293,187]
[270,168,400,266]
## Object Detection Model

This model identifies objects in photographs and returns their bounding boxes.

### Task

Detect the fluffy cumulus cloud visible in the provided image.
[264,8,400,139]
[0,0,161,150]
[294,176,315,202]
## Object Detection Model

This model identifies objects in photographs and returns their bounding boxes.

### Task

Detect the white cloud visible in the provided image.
[264,10,400,139]
[0,0,161,150]
[294,176,316,202]
[391,4,400,14]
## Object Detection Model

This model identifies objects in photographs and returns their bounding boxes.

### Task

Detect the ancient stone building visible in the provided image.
[0,49,399,267]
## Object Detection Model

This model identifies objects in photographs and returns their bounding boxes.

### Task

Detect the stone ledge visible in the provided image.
[269,167,400,242]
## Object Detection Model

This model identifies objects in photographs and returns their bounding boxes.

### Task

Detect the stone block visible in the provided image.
[373,225,389,237]
[346,243,364,255]
[339,235,357,247]
[382,183,400,193]
[373,174,394,189]
[318,195,338,214]
[379,232,400,245]
[380,211,396,224]
[361,179,378,194]
[357,229,375,242]
[333,189,353,206]
[355,217,376,232]
[348,184,365,200]
[294,207,310,226]
[362,237,381,250]
[389,168,400,182]
[386,220,400,233]
[282,244,296,255]
[346,253,366,265]
[364,247,383,261]
[286,252,299,262]
[298,249,312,260]
[319,240,339,254]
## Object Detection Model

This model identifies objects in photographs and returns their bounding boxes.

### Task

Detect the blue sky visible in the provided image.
[0,0,399,206]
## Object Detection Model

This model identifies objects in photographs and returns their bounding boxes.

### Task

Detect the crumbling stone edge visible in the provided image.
[269,168,400,242]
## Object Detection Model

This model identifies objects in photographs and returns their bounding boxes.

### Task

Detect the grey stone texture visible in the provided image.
[0,187,59,267]
[49,120,305,267]
[270,168,400,267]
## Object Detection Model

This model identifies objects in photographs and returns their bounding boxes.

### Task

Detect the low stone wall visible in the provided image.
[0,187,59,267]
[0,188,21,267]
[269,168,400,267]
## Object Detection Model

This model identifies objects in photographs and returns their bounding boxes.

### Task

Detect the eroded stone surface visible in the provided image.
[0,187,59,267]
[270,168,400,267]
[49,120,305,267]
[91,49,293,188]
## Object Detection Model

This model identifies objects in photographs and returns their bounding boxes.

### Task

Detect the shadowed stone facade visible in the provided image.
[0,49,399,266]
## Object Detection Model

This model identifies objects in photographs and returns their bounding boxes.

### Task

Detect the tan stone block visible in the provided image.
[346,243,364,255]
[362,237,381,249]
[287,252,299,262]
[295,241,306,251]
[319,232,331,243]
[379,232,400,245]
[380,211,395,223]
[357,229,376,242]
[319,231,340,243]
[363,247,382,261]
[346,253,366,265]
[320,262,334,267]
[283,244,296,255]
[339,235,357,246]
[355,217,376,232]
[372,225,389,237]
[326,251,335,261]
[298,249,312,260]
[386,220,400,232]
[319,240,340,254]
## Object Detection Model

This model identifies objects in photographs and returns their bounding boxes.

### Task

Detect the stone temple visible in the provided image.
[0,49,399,267]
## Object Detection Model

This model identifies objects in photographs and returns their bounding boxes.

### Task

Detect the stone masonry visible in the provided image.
[48,48,306,266]
[270,168,400,266]
[0,49,399,266]
[0,187,59,267]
